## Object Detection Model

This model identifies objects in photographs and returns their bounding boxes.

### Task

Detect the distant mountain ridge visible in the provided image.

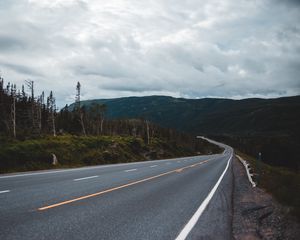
[70,95,300,136]
[69,95,300,169]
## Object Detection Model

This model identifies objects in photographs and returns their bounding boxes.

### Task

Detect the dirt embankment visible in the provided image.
[232,157,300,240]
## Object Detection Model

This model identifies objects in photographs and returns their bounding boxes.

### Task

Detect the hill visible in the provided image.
[70,95,300,170]
[0,80,222,173]
[70,95,300,135]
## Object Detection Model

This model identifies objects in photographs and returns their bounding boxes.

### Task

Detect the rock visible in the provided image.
[52,154,58,165]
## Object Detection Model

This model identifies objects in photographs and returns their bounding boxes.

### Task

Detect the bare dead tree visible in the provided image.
[25,80,36,131]
[37,94,43,132]
[75,82,86,136]
[99,104,106,134]
[146,120,150,145]
[90,103,106,135]
[11,84,16,138]
[47,91,56,137]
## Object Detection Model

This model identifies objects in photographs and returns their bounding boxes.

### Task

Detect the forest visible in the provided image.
[0,75,221,173]
[0,76,203,145]
[75,95,300,171]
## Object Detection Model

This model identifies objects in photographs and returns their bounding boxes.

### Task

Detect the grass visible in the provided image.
[236,150,300,221]
[0,134,220,173]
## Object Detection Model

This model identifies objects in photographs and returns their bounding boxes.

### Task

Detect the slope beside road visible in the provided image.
[0,141,233,240]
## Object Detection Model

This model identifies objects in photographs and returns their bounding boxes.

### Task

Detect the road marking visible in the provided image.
[38,159,212,211]
[175,154,233,240]
[73,176,99,181]
[124,169,137,172]
[0,157,200,179]
[0,190,10,194]
[150,165,158,168]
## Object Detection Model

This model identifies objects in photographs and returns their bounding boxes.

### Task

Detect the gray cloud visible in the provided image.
[0,0,299,107]
[0,62,43,76]
[0,36,27,52]
[275,0,300,6]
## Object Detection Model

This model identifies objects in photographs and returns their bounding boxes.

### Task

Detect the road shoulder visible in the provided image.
[232,156,300,239]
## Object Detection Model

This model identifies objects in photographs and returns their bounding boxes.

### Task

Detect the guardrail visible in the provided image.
[236,155,256,187]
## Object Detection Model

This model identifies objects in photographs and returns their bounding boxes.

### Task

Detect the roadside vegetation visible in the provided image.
[236,151,300,221]
[0,76,222,173]
[0,135,221,173]
[71,95,300,172]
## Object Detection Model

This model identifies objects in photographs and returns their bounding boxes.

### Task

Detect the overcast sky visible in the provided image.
[0,0,299,106]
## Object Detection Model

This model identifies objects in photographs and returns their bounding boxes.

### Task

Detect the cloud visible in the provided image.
[274,0,300,6]
[0,62,43,76]
[0,35,27,52]
[0,0,299,107]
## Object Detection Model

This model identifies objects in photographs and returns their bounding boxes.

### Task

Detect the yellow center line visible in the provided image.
[38,159,212,211]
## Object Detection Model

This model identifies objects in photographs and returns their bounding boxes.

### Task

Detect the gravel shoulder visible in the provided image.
[232,156,300,240]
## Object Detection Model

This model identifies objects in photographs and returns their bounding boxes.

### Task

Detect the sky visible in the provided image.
[0,0,299,107]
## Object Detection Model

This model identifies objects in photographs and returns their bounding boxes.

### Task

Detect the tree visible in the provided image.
[47,91,56,137]
[75,82,86,136]
[25,80,40,133]
[90,103,106,135]
[11,84,16,138]
[37,93,43,132]
[145,120,150,145]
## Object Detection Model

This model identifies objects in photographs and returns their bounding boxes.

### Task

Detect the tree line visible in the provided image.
[0,77,56,138]
[0,75,202,150]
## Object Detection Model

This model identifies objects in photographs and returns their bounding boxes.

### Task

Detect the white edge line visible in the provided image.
[175,154,233,240]
[0,190,10,194]
[236,155,256,187]
[124,169,137,172]
[150,165,158,168]
[0,156,204,179]
[73,175,99,181]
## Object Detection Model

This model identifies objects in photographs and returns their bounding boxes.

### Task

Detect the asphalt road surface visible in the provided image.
[0,140,234,240]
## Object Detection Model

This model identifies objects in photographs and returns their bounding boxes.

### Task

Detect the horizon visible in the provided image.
[64,93,300,110]
[1,0,300,107]
[71,93,300,102]
[1,73,299,109]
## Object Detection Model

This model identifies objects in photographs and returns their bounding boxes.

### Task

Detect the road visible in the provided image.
[0,140,234,240]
